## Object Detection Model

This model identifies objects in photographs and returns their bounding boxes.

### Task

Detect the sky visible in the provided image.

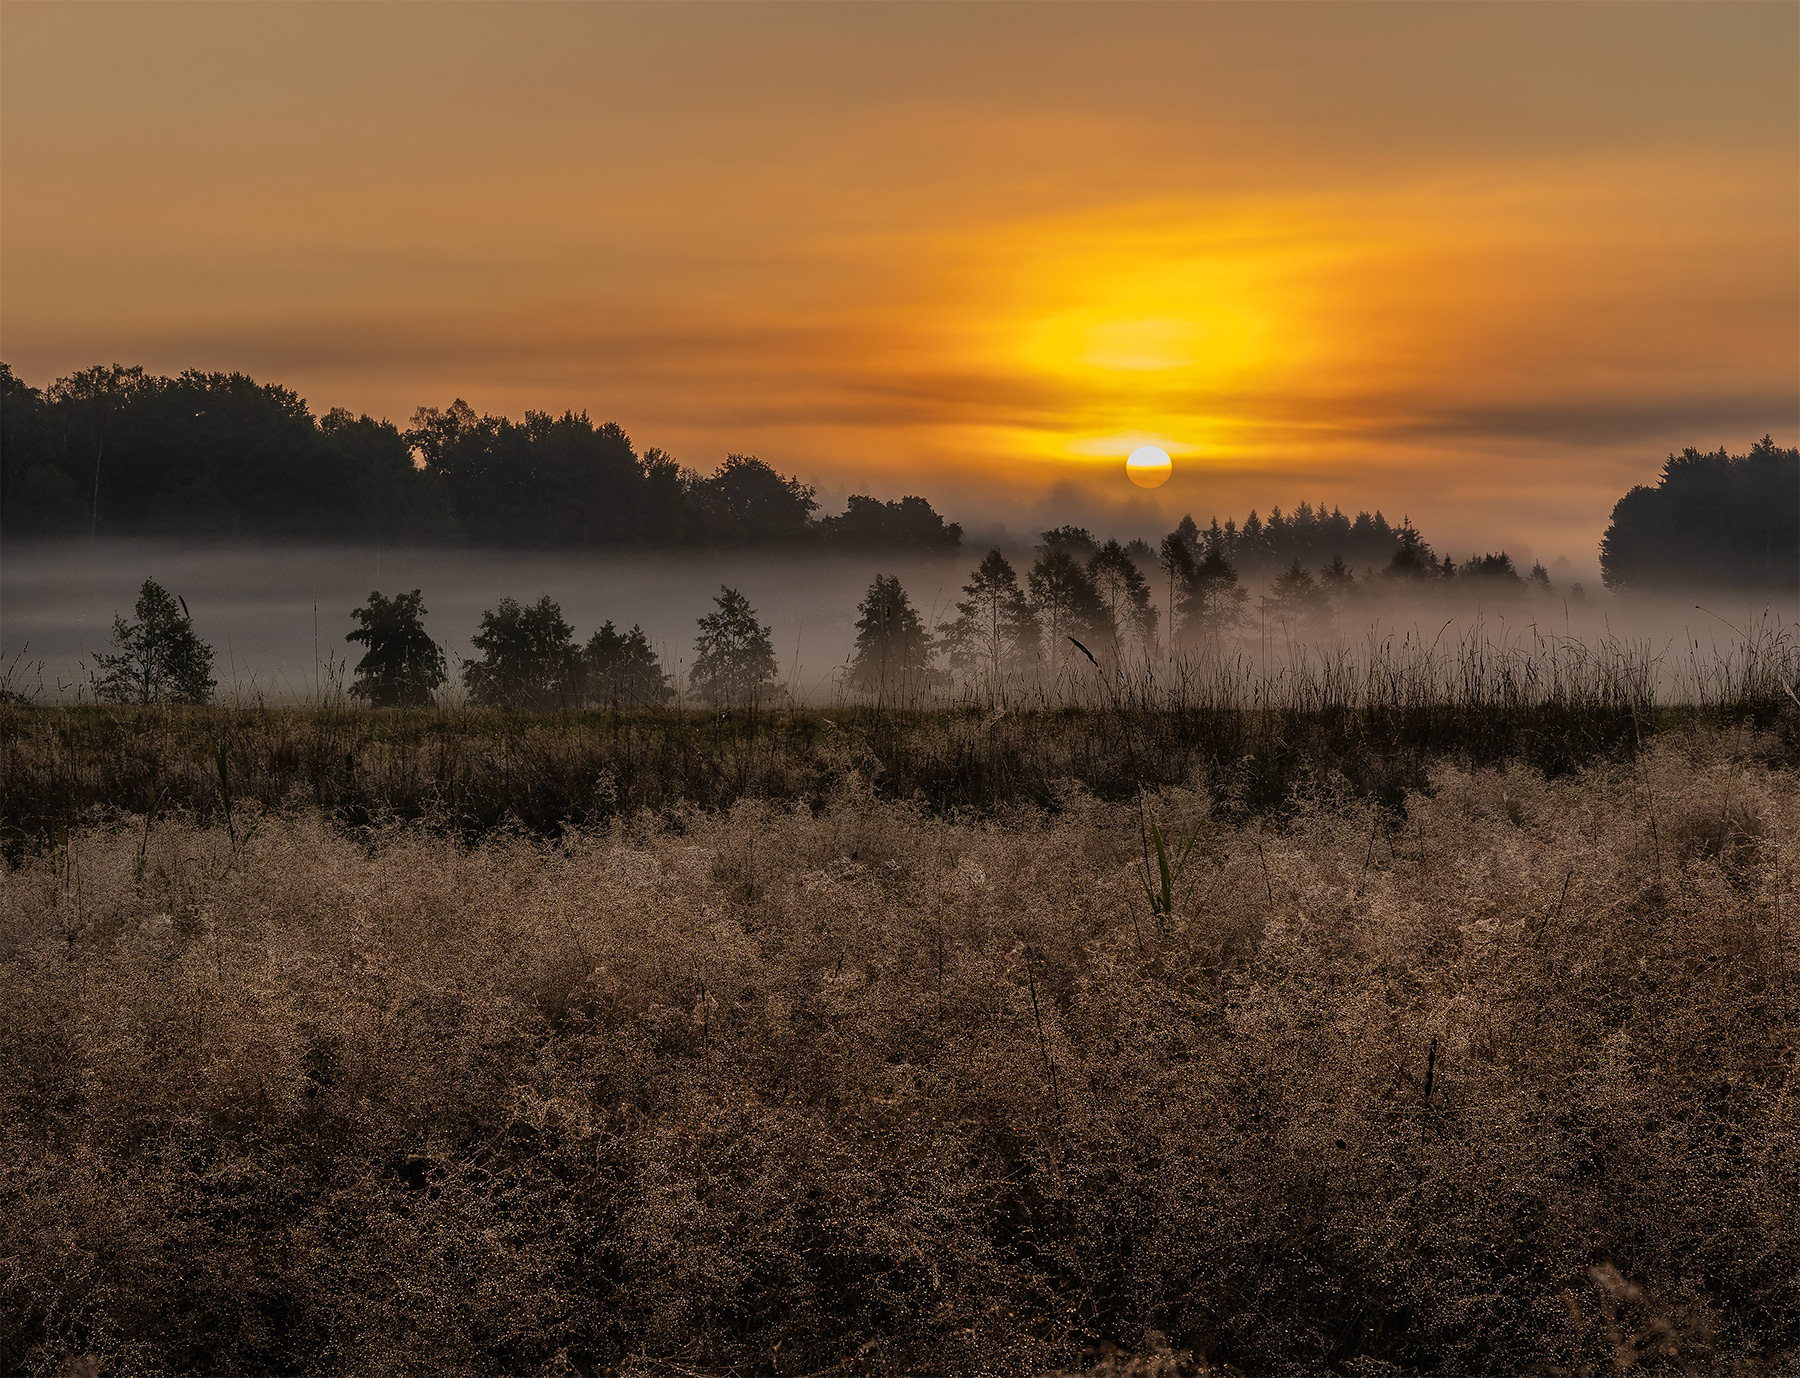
[2,2,1795,566]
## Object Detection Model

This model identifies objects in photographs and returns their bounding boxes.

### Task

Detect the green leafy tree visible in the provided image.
[345,589,446,707]
[463,595,580,708]
[938,547,1039,685]
[846,574,935,698]
[691,586,781,708]
[583,622,673,708]
[92,578,215,704]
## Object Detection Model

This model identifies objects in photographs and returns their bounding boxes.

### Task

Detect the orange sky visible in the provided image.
[3,2,1795,565]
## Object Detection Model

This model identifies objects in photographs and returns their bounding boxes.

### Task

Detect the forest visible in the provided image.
[3,362,1794,596]
[0,364,959,551]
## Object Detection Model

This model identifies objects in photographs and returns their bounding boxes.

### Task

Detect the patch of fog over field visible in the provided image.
[1,540,973,704]
[1,539,1792,705]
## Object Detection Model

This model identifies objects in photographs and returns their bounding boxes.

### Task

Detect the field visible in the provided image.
[3,642,1798,1375]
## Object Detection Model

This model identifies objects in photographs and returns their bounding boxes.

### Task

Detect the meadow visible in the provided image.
[3,628,1797,1375]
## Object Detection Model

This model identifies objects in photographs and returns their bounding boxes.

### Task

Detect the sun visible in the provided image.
[1126,444,1173,489]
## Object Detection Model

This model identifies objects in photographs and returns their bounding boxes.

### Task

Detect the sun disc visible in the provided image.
[1126,444,1173,489]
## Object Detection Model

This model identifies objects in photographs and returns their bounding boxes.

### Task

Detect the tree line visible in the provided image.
[1599,436,1798,591]
[0,363,960,551]
[86,508,1587,712]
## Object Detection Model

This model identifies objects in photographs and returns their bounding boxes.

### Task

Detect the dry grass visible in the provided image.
[3,730,1796,1374]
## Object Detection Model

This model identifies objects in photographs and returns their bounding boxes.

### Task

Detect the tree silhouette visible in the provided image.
[1384,518,1439,580]
[1087,539,1158,662]
[346,590,446,707]
[846,574,935,699]
[583,622,673,708]
[92,578,215,704]
[817,494,962,550]
[1268,559,1324,630]
[1178,547,1248,643]
[1462,553,1523,586]
[463,596,580,708]
[701,455,817,544]
[938,548,1038,686]
[1601,437,1798,590]
[1028,547,1108,671]
[691,586,781,708]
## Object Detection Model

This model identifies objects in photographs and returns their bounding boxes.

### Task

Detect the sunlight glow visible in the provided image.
[1126,444,1173,488]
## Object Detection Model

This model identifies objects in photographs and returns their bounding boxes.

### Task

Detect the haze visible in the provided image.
[3,2,1796,560]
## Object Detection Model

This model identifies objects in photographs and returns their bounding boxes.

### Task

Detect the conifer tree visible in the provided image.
[846,574,934,698]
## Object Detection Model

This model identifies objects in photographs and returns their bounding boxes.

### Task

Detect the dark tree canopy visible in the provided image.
[817,494,962,550]
[1601,437,1799,592]
[583,623,674,708]
[846,574,935,697]
[92,579,215,705]
[0,362,960,553]
[691,586,782,708]
[463,596,581,709]
[346,590,447,707]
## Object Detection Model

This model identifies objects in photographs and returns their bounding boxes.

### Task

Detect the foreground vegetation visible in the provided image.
[2,727,1796,1374]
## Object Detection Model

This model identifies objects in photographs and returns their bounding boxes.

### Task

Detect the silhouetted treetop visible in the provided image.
[0,362,960,553]
[1601,436,1798,592]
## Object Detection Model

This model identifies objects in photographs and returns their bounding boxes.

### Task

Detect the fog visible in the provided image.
[0,540,973,704]
[2,539,1791,705]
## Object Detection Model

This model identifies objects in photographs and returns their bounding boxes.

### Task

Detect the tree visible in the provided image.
[816,494,961,551]
[939,548,1039,686]
[1178,547,1248,643]
[1600,437,1798,591]
[345,589,446,707]
[691,586,781,708]
[1463,553,1523,586]
[92,578,215,704]
[1385,518,1439,580]
[1268,558,1324,630]
[1039,525,1100,562]
[700,455,818,544]
[1029,547,1108,669]
[1087,540,1158,661]
[1321,554,1355,597]
[846,574,935,698]
[583,622,673,708]
[463,596,580,708]
[1158,532,1198,657]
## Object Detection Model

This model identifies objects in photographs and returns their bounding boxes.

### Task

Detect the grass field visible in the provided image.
[3,637,1798,1374]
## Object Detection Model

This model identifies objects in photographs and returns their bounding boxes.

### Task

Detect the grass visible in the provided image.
[2,625,1797,1374]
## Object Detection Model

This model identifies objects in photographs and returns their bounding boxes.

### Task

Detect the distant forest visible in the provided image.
[0,364,960,551]
[3,363,1792,592]
[1600,437,1798,592]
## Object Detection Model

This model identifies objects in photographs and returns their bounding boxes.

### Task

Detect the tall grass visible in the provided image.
[1,742,1794,1373]
[4,623,1795,859]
